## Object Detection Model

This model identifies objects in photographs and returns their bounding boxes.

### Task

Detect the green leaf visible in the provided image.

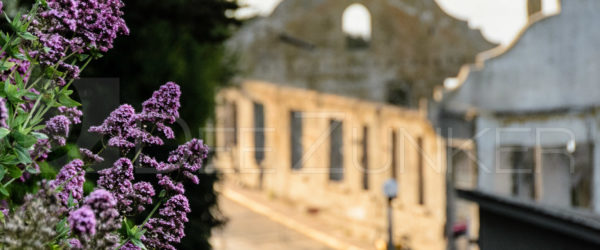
[0,61,15,71]
[14,145,32,164]
[0,186,8,197]
[25,165,39,174]
[4,81,19,103]
[58,93,81,107]
[13,131,37,148]
[32,125,46,131]
[30,132,48,140]
[0,209,5,224]
[0,168,5,181]
[67,193,76,208]
[159,189,166,198]
[0,127,9,139]
[18,31,37,41]
[23,91,39,100]
[6,164,23,178]
[0,155,19,165]
[130,238,146,249]
[14,71,24,89]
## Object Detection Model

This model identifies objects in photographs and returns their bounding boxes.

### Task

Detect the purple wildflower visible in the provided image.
[97,158,134,213]
[50,159,85,207]
[44,115,71,146]
[68,238,83,249]
[98,158,158,215]
[0,97,7,128]
[90,104,162,149]
[79,148,104,164]
[140,82,181,139]
[58,107,83,124]
[157,174,184,195]
[140,82,181,124]
[31,139,51,161]
[68,206,96,237]
[133,182,155,213]
[84,189,117,211]
[121,242,141,250]
[26,0,128,85]
[139,154,162,169]
[84,189,120,232]
[89,104,136,136]
[143,195,191,250]
[162,139,209,183]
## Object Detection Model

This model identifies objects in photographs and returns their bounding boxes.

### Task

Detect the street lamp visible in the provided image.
[383,178,398,250]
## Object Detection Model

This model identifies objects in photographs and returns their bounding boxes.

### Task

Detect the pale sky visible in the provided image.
[236,0,560,45]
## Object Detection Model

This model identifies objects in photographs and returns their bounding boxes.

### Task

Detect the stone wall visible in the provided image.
[215,81,447,249]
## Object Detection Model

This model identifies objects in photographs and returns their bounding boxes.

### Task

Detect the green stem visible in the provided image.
[141,198,164,227]
[22,80,50,129]
[62,56,92,91]
[2,177,18,188]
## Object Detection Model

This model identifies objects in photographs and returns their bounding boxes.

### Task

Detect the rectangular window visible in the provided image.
[451,147,477,189]
[362,126,369,190]
[290,111,303,170]
[540,144,593,209]
[329,120,344,181]
[571,143,593,209]
[501,146,535,200]
[417,137,425,205]
[224,102,237,146]
[253,102,265,164]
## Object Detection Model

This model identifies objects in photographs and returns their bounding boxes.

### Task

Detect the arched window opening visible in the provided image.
[342,3,372,50]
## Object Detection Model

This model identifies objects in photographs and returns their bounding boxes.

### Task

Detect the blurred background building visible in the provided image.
[216,0,492,249]
[216,0,600,249]
[441,0,600,249]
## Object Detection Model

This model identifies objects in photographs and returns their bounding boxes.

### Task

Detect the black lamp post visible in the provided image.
[383,178,398,250]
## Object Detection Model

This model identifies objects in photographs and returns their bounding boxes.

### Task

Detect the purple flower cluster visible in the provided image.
[143,195,191,250]
[27,0,128,85]
[84,189,120,238]
[97,158,155,214]
[121,242,141,250]
[68,206,96,237]
[89,104,163,150]
[30,108,81,161]
[79,148,103,164]
[132,182,155,213]
[0,97,7,128]
[44,115,71,146]
[139,82,181,139]
[50,159,85,207]
[164,139,209,184]
[58,107,83,124]
[66,191,121,249]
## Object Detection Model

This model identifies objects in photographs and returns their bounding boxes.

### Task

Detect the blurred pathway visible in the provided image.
[211,196,332,250]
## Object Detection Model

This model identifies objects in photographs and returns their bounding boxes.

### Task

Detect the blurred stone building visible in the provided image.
[227,0,494,108]
[441,0,600,249]
[216,81,446,249]
[216,0,495,249]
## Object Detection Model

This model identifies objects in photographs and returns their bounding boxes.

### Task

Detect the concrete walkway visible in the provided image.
[211,195,332,250]
[211,182,373,250]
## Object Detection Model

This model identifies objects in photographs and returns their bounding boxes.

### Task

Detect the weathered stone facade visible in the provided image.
[215,81,447,249]
[228,0,495,108]
[440,1,600,248]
